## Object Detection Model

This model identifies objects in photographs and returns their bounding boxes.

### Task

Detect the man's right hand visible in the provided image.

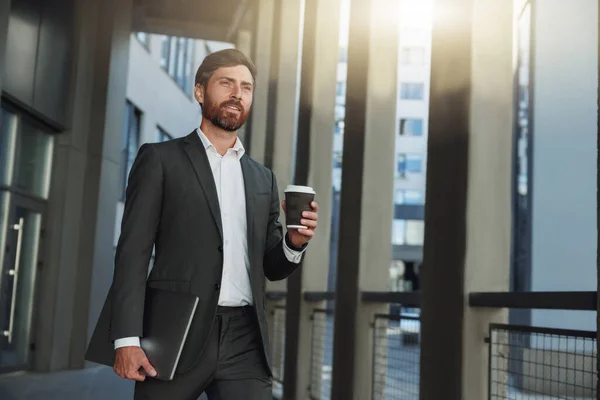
[113,346,157,381]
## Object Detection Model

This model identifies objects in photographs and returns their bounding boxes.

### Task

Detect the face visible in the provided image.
[195,65,254,132]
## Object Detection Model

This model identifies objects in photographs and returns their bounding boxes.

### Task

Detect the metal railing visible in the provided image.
[309,308,334,400]
[489,323,597,399]
[271,305,286,397]
[470,291,598,400]
[372,308,421,400]
[364,292,422,400]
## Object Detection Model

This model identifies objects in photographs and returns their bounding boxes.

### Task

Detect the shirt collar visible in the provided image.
[197,127,245,159]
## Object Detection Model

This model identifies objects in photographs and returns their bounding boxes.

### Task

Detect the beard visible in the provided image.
[202,97,249,132]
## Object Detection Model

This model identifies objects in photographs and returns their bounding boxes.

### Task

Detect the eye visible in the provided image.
[243,86,252,92]
[221,80,232,87]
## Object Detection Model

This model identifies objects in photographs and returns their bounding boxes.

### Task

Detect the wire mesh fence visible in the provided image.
[309,308,335,400]
[271,305,286,398]
[489,323,597,399]
[372,307,421,400]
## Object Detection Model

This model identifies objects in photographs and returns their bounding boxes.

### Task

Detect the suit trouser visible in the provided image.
[134,306,272,400]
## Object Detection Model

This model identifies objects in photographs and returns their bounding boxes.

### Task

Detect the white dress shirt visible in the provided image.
[114,129,306,349]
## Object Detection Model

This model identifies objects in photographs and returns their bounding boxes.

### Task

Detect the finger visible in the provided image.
[140,358,157,377]
[311,201,319,212]
[302,211,318,220]
[300,219,318,228]
[281,200,286,212]
[114,366,126,379]
[126,369,147,381]
[297,229,315,237]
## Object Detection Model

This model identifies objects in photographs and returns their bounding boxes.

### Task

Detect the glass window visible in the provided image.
[336,81,346,98]
[334,120,344,136]
[176,37,186,87]
[185,39,195,96]
[397,154,407,177]
[120,102,142,201]
[160,36,169,68]
[157,126,172,142]
[332,151,343,169]
[406,220,425,245]
[135,32,150,49]
[392,219,425,246]
[401,47,426,65]
[395,189,423,205]
[397,153,423,175]
[392,219,406,245]
[399,118,423,136]
[400,83,425,100]
[406,154,423,173]
[0,107,54,199]
[160,36,195,95]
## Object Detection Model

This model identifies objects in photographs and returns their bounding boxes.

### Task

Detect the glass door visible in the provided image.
[0,193,45,372]
[0,104,53,372]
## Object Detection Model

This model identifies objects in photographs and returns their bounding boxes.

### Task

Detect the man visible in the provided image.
[110,49,318,399]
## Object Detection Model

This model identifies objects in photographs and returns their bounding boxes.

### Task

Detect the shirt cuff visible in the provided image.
[114,337,141,349]
[283,234,307,264]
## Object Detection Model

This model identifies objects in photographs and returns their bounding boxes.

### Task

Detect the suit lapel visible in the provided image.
[182,131,223,239]
[240,154,256,260]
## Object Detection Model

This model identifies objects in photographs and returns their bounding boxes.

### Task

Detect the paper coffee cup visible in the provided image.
[284,185,315,229]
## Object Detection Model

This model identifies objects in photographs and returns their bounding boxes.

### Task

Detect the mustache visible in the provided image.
[220,100,244,112]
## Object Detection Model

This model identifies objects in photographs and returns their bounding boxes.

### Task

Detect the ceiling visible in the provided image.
[132,0,254,43]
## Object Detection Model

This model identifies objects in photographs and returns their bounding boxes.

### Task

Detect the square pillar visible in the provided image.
[248,0,276,164]
[265,0,304,294]
[32,0,133,372]
[282,0,341,397]
[330,0,400,398]
[419,0,513,398]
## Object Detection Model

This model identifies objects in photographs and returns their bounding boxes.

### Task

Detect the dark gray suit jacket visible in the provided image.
[110,130,303,374]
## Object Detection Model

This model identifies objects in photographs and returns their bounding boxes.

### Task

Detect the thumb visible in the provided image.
[140,357,157,377]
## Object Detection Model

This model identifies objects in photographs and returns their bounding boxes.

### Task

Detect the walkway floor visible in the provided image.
[0,364,210,400]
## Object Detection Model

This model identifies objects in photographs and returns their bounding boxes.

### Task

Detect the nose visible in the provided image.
[230,85,242,100]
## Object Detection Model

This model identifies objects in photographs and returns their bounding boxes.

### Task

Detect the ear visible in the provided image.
[194,84,205,105]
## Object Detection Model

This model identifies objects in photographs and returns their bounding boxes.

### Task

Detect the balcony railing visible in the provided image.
[471,291,598,400]
[488,323,597,399]
[265,290,597,400]
[309,308,334,400]
[271,305,286,398]
[372,309,421,400]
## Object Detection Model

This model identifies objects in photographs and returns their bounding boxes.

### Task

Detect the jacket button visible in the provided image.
[218,245,223,253]
[215,284,220,290]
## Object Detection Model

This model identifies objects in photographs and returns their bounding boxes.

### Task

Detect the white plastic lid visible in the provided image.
[284,185,315,194]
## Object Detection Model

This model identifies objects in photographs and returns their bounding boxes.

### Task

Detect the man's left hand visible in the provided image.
[282,201,319,248]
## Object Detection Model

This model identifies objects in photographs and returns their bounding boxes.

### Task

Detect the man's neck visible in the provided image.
[200,120,237,156]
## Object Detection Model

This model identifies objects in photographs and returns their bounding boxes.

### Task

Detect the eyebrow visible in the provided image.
[218,76,254,88]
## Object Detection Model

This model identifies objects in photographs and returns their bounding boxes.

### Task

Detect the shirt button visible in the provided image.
[218,246,223,253]
[214,284,220,291]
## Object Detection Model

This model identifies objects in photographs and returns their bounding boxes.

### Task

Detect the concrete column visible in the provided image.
[248,0,275,164]
[82,0,133,351]
[419,0,513,398]
[34,0,98,371]
[235,28,252,145]
[283,0,341,397]
[330,0,399,398]
[32,0,133,371]
[351,0,399,397]
[462,0,514,398]
[266,0,304,293]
